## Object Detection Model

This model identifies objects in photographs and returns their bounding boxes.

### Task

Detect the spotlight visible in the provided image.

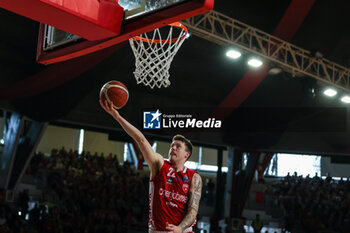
[268,66,282,75]
[248,58,263,68]
[341,96,350,103]
[323,88,337,97]
[310,88,315,95]
[226,49,241,59]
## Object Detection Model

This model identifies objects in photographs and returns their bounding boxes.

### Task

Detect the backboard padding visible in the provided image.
[36,0,214,64]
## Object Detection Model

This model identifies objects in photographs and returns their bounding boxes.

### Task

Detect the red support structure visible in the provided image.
[0,0,124,40]
[257,153,274,181]
[255,153,273,205]
[36,0,214,64]
[239,151,261,216]
[227,148,261,219]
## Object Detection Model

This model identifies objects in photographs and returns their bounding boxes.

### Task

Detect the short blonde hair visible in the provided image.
[172,134,193,160]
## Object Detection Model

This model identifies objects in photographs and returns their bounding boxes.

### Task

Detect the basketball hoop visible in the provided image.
[129,22,188,88]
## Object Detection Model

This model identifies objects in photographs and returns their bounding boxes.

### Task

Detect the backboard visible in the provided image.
[36,0,214,65]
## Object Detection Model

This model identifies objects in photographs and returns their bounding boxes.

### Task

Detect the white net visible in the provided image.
[129,23,187,88]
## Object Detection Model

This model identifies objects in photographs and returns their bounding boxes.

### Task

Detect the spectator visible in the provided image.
[18,190,29,219]
[252,214,263,233]
[21,148,149,233]
[268,173,350,233]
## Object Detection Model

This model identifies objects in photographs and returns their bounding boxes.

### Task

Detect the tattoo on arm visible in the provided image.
[179,174,202,231]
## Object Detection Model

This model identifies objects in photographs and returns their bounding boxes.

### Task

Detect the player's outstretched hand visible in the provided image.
[99,99,120,120]
[165,223,182,233]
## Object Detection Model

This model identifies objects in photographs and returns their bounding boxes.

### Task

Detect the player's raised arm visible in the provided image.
[100,99,163,175]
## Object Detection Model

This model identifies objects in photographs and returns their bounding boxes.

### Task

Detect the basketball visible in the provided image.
[100,81,129,109]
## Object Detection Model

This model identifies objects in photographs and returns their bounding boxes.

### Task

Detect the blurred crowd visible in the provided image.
[0,201,30,233]
[0,146,220,233]
[14,146,350,233]
[3,147,149,233]
[269,173,350,233]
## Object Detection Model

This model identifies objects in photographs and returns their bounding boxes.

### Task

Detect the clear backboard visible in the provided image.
[37,0,214,65]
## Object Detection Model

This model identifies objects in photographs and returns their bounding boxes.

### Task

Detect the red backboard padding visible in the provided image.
[0,0,124,41]
[37,0,214,65]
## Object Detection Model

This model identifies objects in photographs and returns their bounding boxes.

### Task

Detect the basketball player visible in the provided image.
[100,100,202,233]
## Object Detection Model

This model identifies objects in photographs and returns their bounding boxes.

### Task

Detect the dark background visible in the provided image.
[1,0,350,155]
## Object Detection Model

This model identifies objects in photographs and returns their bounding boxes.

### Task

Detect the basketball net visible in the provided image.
[129,22,188,89]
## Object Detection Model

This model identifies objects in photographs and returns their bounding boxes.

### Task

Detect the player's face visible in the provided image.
[169,140,189,163]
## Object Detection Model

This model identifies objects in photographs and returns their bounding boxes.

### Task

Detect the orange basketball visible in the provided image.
[100,81,129,109]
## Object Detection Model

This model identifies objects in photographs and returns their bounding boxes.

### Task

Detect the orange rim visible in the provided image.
[132,22,188,44]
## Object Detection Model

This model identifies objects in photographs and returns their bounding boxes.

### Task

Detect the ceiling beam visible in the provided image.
[182,10,350,92]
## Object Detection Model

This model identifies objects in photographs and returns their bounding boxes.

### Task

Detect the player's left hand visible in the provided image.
[165,223,183,233]
[99,99,120,120]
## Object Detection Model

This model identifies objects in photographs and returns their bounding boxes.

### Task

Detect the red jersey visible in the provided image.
[149,160,197,232]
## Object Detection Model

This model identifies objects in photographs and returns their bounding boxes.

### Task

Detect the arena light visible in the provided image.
[323,88,337,97]
[226,49,241,59]
[78,129,84,154]
[268,66,282,75]
[248,58,263,68]
[341,96,350,103]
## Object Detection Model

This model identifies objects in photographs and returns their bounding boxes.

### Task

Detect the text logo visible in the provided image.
[143,110,162,129]
[167,178,173,185]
